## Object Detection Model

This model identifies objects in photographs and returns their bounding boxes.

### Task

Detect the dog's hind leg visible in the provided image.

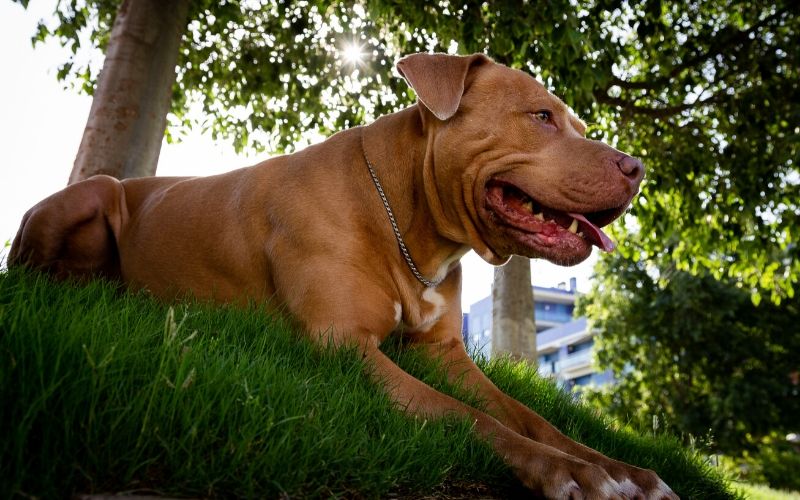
[9,175,129,282]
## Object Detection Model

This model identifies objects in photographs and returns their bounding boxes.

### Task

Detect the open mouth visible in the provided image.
[485,180,624,254]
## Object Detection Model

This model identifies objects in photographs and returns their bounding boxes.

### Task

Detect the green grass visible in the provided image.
[0,268,739,498]
[735,483,800,500]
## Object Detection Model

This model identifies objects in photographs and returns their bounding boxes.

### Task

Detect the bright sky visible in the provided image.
[0,0,599,310]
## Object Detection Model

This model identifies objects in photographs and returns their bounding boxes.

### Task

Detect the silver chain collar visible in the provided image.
[361,132,443,288]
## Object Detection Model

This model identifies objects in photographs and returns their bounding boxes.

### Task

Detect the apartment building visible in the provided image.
[463,279,612,389]
[535,317,613,389]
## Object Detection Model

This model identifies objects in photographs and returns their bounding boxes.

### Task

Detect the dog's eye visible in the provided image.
[531,110,552,123]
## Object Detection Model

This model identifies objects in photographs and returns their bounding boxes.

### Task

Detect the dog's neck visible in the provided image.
[361,106,468,287]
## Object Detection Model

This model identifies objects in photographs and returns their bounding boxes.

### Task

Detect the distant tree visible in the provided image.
[491,256,536,362]
[577,248,800,454]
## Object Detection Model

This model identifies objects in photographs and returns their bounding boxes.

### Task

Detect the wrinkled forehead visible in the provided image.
[474,64,587,135]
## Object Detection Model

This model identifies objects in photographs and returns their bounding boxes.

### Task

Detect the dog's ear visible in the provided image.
[397,53,491,121]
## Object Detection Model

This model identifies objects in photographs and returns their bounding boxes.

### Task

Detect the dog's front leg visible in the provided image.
[282,273,642,498]
[412,329,678,500]
[344,333,630,499]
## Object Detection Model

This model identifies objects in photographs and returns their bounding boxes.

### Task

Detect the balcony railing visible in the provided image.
[535,310,573,323]
[555,349,593,372]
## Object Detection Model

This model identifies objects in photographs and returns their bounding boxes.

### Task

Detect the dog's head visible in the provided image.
[397,53,644,267]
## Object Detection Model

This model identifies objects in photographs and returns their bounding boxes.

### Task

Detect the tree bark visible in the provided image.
[68,0,190,184]
[491,255,537,363]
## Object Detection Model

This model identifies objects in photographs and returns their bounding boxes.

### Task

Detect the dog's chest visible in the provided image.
[396,287,449,333]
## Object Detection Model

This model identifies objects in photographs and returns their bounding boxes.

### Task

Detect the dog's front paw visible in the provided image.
[603,461,679,500]
[518,451,632,500]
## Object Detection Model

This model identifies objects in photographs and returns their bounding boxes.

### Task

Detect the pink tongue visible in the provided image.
[568,213,616,252]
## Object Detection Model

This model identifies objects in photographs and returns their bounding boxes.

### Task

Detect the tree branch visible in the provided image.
[592,90,722,119]
[607,8,788,93]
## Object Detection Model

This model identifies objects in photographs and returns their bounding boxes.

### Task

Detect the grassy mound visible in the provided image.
[0,269,738,498]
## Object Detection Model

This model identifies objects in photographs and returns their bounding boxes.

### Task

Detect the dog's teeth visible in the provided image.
[534,213,544,221]
[522,200,534,212]
[578,231,584,237]
[568,218,579,233]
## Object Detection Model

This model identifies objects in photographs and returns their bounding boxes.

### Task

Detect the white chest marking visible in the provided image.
[393,302,402,326]
[414,287,447,333]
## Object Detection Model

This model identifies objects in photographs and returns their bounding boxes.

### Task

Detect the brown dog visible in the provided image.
[10,53,676,499]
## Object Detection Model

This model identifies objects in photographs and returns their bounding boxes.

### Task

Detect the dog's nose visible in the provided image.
[617,155,644,182]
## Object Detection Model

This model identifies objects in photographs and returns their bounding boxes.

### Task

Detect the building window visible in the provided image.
[569,374,593,388]
[540,352,559,363]
[567,339,594,354]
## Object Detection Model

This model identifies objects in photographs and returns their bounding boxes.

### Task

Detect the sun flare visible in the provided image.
[341,43,365,65]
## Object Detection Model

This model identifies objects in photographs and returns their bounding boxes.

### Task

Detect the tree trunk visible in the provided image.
[68,0,190,184]
[491,255,537,362]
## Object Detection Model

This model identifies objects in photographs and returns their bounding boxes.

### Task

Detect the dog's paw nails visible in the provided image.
[618,478,645,499]
[560,480,584,500]
[599,477,629,500]
[555,473,626,499]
